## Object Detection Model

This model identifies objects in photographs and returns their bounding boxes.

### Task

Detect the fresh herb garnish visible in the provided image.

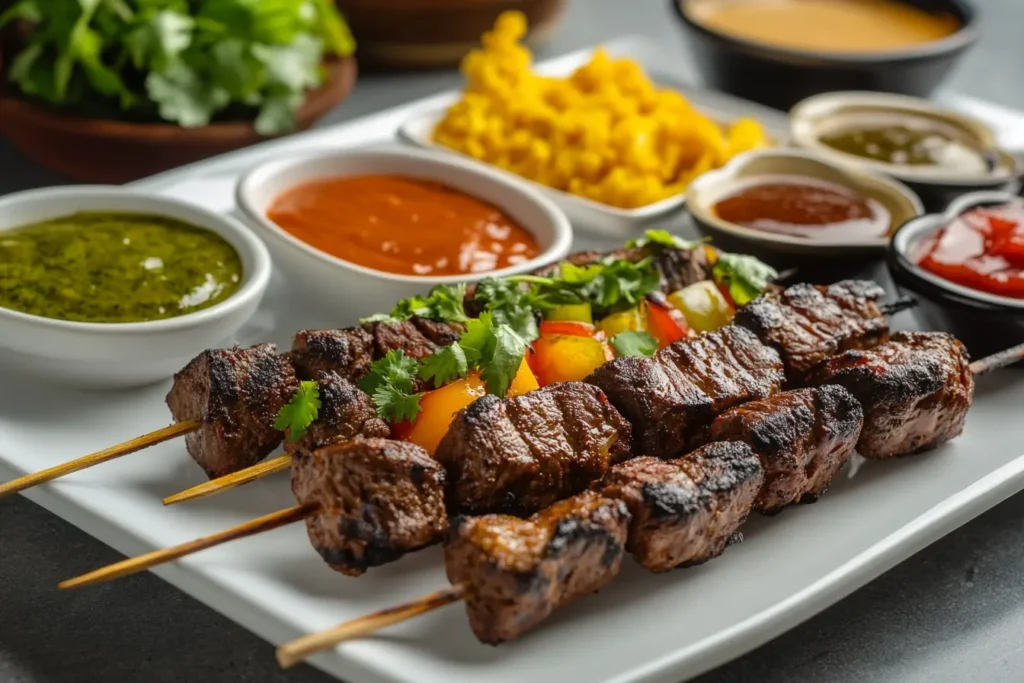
[274,380,321,443]
[436,312,529,397]
[626,229,704,251]
[359,350,423,423]
[473,277,542,341]
[361,284,468,325]
[418,343,468,389]
[517,258,660,317]
[0,0,355,134]
[712,253,778,306]
[610,330,658,358]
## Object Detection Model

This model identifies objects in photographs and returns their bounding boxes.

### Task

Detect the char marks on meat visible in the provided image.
[435,382,633,516]
[291,438,448,576]
[445,490,630,644]
[284,372,390,458]
[411,317,465,347]
[596,441,763,572]
[709,386,863,513]
[290,327,374,384]
[734,280,888,382]
[586,325,785,458]
[808,331,973,459]
[166,344,299,479]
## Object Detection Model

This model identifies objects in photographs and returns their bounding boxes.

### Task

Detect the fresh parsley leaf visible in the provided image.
[610,330,658,358]
[372,384,423,424]
[359,349,419,396]
[481,324,529,397]
[274,380,321,443]
[626,229,706,251]
[712,252,778,306]
[419,343,469,389]
[473,277,541,341]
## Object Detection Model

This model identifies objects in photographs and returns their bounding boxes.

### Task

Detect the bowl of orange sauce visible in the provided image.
[236,148,572,318]
[888,191,1024,357]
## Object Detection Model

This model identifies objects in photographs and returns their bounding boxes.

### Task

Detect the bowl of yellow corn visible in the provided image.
[399,11,775,237]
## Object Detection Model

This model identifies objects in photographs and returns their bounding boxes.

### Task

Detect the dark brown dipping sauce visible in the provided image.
[713,175,891,241]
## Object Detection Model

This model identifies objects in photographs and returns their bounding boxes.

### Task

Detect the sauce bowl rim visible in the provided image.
[789,91,1017,185]
[0,185,272,334]
[673,0,981,65]
[888,190,1024,312]
[686,147,924,250]
[235,146,574,285]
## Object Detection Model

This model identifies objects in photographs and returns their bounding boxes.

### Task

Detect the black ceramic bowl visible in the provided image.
[887,191,1024,358]
[671,0,980,111]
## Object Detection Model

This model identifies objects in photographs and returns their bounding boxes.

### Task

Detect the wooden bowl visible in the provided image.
[0,58,357,184]
[336,0,567,69]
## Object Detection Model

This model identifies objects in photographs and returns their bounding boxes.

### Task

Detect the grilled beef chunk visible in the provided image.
[166,344,298,479]
[435,382,633,516]
[807,331,973,459]
[596,442,763,572]
[291,439,448,576]
[709,386,863,514]
[445,491,630,644]
[283,372,390,458]
[586,325,785,458]
[411,317,465,346]
[734,280,888,382]
[291,328,374,383]
[364,319,447,360]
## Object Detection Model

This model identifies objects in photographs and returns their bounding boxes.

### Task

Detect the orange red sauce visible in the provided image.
[267,175,541,276]
[915,202,1024,299]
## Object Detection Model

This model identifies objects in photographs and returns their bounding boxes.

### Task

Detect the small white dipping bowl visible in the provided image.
[0,186,271,389]
[235,147,573,320]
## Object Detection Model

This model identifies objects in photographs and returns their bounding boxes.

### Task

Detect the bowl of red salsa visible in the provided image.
[888,191,1024,356]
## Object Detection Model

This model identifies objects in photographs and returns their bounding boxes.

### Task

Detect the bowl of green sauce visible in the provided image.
[0,186,272,388]
[790,92,1020,212]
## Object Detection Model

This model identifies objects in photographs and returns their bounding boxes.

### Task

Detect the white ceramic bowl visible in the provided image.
[235,147,573,320]
[0,186,271,389]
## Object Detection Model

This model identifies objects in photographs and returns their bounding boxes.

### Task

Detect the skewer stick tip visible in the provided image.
[162,454,293,506]
[275,584,468,669]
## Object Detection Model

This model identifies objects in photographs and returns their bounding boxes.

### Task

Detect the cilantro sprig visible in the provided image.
[359,350,424,424]
[510,258,661,317]
[419,312,529,397]
[362,284,468,325]
[472,277,543,341]
[274,380,322,443]
[712,253,779,306]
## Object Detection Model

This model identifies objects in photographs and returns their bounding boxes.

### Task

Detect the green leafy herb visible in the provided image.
[274,380,321,443]
[359,350,423,424]
[0,0,355,132]
[610,330,658,358]
[362,284,468,325]
[480,324,529,397]
[473,277,542,341]
[626,229,704,251]
[712,252,778,306]
[418,343,468,389]
[516,258,661,317]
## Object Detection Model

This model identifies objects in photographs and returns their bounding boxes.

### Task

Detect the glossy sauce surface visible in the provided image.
[267,175,541,276]
[915,202,1024,299]
[686,0,960,53]
[713,175,891,241]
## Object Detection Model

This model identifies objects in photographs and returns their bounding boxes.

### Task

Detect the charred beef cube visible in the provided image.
[291,439,448,576]
[435,382,633,516]
[363,319,443,361]
[734,280,888,382]
[290,328,375,384]
[807,331,974,459]
[586,325,784,458]
[596,442,763,572]
[283,372,390,458]
[709,386,863,514]
[166,344,298,479]
[445,491,630,644]
[410,317,465,347]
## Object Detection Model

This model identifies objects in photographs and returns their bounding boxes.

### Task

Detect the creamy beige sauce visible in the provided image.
[686,0,960,53]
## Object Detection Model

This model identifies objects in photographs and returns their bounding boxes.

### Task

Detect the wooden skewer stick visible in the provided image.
[0,419,201,499]
[276,584,468,669]
[970,341,1024,376]
[58,502,317,591]
[162,454,293,506]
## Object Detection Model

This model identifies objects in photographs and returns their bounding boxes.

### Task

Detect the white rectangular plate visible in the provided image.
[4,38,1024,683]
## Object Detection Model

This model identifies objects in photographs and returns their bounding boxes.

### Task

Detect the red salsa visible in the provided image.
[713,175,891,241]
[914,202,1024,299]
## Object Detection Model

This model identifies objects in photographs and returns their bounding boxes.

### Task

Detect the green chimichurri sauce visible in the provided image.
[820,124,990,174]
[0,212,243,323]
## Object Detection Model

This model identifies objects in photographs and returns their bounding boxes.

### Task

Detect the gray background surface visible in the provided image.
[3,1,1024,682]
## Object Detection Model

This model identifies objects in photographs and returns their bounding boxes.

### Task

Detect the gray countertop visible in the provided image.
[3,2,1024,682]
